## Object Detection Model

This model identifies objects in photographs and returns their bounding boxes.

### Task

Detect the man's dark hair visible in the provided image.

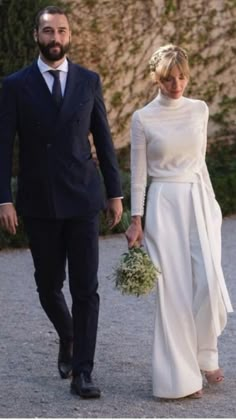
[34,5,68,30]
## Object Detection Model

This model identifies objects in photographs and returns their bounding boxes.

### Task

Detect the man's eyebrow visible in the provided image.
[42,25,68,30]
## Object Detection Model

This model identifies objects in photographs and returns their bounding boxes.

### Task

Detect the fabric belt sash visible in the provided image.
[151,172,233,336]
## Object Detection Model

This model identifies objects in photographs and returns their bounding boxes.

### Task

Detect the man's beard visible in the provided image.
[37,40,70,61]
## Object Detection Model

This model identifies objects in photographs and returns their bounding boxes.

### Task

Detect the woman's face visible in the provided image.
[159,65,188,99]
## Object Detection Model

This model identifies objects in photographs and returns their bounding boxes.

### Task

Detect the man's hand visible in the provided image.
[106,198,123,229]
[0,203,18,235]
[125,216,143,248]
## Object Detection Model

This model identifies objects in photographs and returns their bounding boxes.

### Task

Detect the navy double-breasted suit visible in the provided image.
[0,59,122,377]
[0,59,122,216]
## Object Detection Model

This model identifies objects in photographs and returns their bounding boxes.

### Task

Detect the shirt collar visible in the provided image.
[37,56,69,74]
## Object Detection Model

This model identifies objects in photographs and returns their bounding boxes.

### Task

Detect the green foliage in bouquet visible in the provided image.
[113,246,160,297]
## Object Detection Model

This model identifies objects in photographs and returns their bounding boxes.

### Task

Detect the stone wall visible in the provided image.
[67,0,236,148]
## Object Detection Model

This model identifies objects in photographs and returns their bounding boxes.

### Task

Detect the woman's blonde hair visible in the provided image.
[149,44,189,84]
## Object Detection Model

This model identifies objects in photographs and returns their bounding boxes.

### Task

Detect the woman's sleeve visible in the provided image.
[201,102,215,197]
[130,111,147,216]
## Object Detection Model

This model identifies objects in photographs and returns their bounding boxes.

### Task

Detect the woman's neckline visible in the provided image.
[156,91,185,108]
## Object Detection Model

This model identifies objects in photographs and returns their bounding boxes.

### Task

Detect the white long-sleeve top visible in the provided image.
[130,91,214,216]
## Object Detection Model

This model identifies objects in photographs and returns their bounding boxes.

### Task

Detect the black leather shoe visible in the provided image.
[71,373,101,398]
[58,340,73,379]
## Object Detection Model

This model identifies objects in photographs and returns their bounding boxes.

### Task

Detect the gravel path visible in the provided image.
[0,216,235,418]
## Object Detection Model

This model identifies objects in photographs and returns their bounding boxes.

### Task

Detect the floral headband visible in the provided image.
[149,45,188,73]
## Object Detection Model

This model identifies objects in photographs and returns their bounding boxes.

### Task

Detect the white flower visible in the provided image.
[112,246,160,296]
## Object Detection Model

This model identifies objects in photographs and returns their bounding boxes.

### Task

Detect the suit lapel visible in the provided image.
[22,60,89,130]
[59,61,86,123]
[24,60,55,109]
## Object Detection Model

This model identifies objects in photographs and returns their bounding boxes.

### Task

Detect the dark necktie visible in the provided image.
[48,70,62,108]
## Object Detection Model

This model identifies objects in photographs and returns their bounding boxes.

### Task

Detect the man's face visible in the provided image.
[34,13,71,63]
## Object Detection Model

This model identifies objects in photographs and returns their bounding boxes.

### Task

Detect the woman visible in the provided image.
[126,44,233,399]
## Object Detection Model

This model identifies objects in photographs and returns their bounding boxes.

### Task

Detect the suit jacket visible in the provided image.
[0,59,122,218]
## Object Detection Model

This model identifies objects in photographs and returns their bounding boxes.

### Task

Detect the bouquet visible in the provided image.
[112,245,160,297]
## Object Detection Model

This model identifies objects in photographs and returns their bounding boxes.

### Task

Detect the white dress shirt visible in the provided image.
[37,55,68,96]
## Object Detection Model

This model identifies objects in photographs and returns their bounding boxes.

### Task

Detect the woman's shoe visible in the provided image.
[187,389,203,399]
[204,368,224,384]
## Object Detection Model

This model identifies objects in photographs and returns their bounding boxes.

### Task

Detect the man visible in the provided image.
[0,5,123,398]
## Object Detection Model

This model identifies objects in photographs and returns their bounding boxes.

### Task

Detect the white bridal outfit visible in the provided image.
[131,91,233,399]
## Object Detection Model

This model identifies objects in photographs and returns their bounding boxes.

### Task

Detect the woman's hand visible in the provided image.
[125,216,143,248]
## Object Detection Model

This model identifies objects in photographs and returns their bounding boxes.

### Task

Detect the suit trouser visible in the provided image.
[23,215,100,376]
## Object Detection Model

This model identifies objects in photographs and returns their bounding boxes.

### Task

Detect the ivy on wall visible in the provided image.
[67,0,236,147]
[1,0,235,147]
